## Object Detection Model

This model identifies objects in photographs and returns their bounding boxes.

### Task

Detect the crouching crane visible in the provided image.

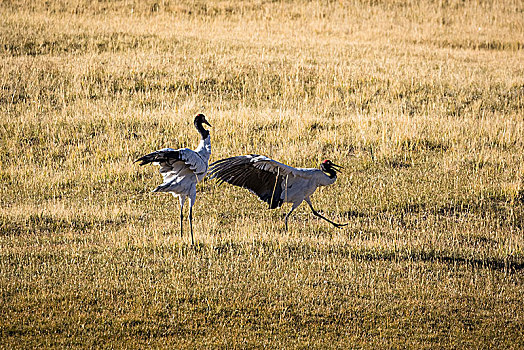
[208,155,348,229]
[134,114,211,245]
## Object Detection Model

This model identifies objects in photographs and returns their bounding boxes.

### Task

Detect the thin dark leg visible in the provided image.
[178,196,186,238]
[187,191,196,246]
[189,206,194,245]
[180,210,184,238]
[306,199,348,228]
[284,202,300,231]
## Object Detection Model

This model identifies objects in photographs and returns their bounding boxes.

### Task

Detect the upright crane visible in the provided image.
[135,114,212,245]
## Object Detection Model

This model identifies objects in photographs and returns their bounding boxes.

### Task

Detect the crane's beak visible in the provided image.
[203,119,212,127]
[331,162,343,172]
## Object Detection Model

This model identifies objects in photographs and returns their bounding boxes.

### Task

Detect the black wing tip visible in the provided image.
[268,198,283,209]
[134,156,148,165]
[133,149,182,166]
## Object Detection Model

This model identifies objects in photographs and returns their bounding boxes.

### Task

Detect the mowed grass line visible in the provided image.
[1,0,523,348]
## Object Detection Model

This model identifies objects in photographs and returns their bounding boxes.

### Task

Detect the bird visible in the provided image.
[134,113,211,245]
[208,155,348,230]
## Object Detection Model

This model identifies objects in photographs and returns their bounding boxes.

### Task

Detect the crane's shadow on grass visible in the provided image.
[206,240,524,274]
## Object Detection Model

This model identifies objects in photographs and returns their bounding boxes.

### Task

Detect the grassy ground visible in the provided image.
[1,0,523,348]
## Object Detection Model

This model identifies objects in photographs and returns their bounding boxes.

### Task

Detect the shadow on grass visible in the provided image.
[351,249,524,274]
[209,240,524,274]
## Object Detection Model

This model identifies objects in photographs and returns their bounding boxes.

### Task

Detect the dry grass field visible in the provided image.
[1,0,523,348]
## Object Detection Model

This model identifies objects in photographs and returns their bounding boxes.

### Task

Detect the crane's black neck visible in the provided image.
[321,165,337,179]
[195,120,210,140]
[324,169,337,179]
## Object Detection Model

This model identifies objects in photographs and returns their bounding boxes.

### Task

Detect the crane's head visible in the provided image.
[321,159,343,174]
[194,113,212,127]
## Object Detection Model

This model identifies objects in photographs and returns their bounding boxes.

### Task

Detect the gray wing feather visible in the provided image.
[179,148,208,175]
[209,154,296,209]
[136,147,207,180]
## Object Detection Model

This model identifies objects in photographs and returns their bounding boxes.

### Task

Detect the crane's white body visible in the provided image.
[135,114,211,244]
[209,155,346,229]
[154,137,212,196]
[248,155,336,205]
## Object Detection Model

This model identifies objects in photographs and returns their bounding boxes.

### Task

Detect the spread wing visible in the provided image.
[135,147,208,181]
[208,154,301,209]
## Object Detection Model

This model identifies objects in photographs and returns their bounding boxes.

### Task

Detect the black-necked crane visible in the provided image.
[134,114,211,245]
[208,155,348,230]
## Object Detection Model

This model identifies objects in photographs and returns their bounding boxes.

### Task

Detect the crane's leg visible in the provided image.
[178,195,186,238]
[284,202,301,231]
[188,191,196,246]
[305,198,348,228]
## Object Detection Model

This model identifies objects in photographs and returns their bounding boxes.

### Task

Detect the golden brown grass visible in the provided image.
[1,0,523,348]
